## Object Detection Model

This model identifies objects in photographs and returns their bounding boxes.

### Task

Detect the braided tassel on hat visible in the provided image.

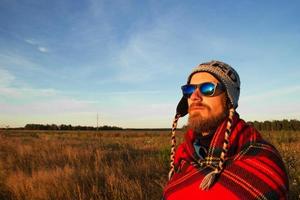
[200,107,235,190]
[168,113,181,180]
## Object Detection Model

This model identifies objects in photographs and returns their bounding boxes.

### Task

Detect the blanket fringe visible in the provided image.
[199,170,218,190]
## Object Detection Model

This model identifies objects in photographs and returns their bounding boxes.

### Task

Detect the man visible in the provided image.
[163,61,288,199]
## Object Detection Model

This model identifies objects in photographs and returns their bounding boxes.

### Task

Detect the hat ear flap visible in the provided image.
[176,97,188,117]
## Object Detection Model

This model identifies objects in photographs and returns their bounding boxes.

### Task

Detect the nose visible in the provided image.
[190,88,203,101]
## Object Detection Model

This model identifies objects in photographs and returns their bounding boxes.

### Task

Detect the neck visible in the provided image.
[198,129,215,137]
[201,132,210,136]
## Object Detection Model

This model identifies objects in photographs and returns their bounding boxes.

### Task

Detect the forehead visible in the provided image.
[190,72,219,84]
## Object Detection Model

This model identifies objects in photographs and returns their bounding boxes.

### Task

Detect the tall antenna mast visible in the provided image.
[97,113,99,131]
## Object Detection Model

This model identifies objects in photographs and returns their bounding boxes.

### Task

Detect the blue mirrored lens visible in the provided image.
[200,83,215,96]
[182,85,196,97]
[181,82,217,98]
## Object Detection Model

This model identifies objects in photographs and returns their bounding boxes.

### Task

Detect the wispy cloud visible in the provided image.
[0,52,40,71]
[24,39,36,45]
[0,68,99,128]
[0,98,96,115]
[0,87,59,99]
[100,102,177,128]
[239,102,300,121]
[0,69,15,86]
[0,28,50,54]
[239,85,300,121]
[1,0,299,127]
[0,69,58,98]
[0,51,62,84]
[241,85,300,102]
[111,4,236,83]
[112,7,188,82]
[24,38,49,53]
[101,90,165,96]
[38,46,48,53]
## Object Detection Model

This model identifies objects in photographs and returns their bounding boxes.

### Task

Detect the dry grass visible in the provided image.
[0,130,298,200]
[261,131,300,199]
[0,130,182,200]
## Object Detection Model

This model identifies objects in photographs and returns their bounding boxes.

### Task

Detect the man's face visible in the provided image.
[187,72,228,134]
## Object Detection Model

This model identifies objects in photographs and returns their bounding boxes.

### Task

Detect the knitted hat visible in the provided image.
[168,60,241,190]
[187,60,240,108]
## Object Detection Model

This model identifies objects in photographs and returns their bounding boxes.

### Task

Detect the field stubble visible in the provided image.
[0,130,299,200]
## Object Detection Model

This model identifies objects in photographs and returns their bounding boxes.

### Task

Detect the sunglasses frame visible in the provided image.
[181,82,225,98]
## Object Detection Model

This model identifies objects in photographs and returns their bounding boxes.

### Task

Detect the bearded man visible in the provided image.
[163,61,289,199]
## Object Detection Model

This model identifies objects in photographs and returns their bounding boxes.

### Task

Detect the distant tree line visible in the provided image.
[2,119,300,131]
[24,124,122,130]
[247,119,300,131]
[181,119,300,131]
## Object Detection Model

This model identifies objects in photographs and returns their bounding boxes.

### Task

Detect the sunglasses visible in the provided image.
[181,82,225,98]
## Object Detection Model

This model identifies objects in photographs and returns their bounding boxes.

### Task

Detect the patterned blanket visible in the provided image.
[163,114,289,199]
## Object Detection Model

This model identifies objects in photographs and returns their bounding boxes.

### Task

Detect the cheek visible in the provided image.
[215,98,227,112]
[208,97,226,111]
[187,99,192,107]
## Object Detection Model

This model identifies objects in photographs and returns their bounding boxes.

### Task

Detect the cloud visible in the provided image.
[24,39,36,45]
[0,68,58,98]
[116,28,176,81]
[0,52,40,71]
[38,46,48,53]
[0,69,98,126]
[115,103,174,118]
[238,85,300,121]
[101,90,164,96]
[98,102,177,128]
[111,7,191,83]
[0,69,15,86]
[0,86,59,99]
[111,5,229,83]
[0,68,101,126]
[0,69,98,127]
[239,102,300,121]
[24,38,49,53]
[0,98,96,115]
[0,100,100,128]
[241,85,300,102]
[0,51,60,83]
[0,29,49,54]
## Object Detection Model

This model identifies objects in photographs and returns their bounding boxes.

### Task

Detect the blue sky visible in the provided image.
[0,0,300,128]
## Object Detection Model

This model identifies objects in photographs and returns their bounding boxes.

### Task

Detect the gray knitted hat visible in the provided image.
[187,60,240,108]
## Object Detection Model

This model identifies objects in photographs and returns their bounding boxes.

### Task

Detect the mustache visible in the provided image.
[189,102,209,111]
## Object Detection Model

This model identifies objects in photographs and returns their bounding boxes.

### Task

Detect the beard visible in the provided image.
[187,101,229,134]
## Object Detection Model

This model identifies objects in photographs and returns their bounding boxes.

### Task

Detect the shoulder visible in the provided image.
[224,140,289,199]
[225,120,289,199]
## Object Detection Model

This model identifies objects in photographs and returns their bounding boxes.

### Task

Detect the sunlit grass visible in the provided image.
[0,130,298,199]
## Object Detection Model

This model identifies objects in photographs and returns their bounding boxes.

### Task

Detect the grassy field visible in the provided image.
[0,130,299,200]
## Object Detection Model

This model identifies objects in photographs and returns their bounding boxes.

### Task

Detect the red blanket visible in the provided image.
[163,114,289,199]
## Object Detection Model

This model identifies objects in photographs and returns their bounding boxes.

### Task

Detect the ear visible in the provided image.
[176,97,188,117]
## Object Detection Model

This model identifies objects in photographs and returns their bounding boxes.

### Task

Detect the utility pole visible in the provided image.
[97,113,99,131]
